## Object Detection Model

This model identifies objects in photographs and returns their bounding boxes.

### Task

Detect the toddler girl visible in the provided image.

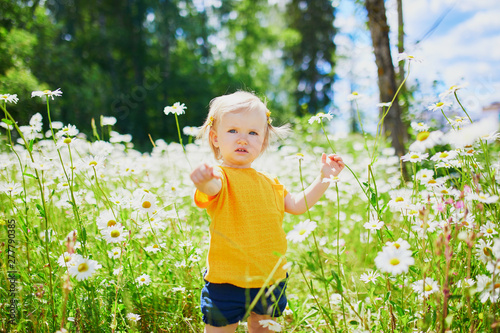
[190,91,344,332]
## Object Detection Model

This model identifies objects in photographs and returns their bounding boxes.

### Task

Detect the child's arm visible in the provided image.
[190,163,222,196]
[285,153,344,215]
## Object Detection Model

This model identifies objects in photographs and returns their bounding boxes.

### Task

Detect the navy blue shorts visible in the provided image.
[200,278,288,327]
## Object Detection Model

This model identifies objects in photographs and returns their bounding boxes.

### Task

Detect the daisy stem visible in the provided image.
[298,161,333,315]
[298,266,337,333]
[335,183,347,328]
[1,103,57,330]
[320,120,336,154]
[453,91,473,123]
[371,62,411,166]
[45,96,88,255]
[92,167,117,220]
[174,113,192,169]
[319,121,371,207]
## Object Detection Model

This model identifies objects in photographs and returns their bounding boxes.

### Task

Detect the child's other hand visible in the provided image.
[320,153,345,179]
[190,163,221,186]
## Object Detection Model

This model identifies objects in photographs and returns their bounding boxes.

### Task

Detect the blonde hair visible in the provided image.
[197,90,290,160]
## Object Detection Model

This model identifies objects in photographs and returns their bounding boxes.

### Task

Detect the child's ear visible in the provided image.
[209,129,219,147]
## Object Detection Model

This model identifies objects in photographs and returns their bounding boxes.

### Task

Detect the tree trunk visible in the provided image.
[365,0,406,157]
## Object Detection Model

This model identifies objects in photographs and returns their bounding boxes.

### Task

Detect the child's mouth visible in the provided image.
[235,148,247,153]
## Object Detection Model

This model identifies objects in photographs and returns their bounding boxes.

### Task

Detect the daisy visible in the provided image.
[360,270,380,284]
[397,52,422,63]
[411,121,429,132]
[31,88,63,100]
[136,274,152,286]
[377,102,392,108]
[456,278,475,289]
[409,130,443,152]
[401,151,428,163]
[450,116,470,128]
[145,243,165,253]
[107,247,122,259]
[172,286,186,293]
[385,238,411,251]
[96,210,120,230]
[428,101,452,112]
[412,220,439,237]
[101,116,117,126]
[415,169,434,183]
[126,313,141,322]
[163,102,186,116]
[374,246,414,275]
[423,177,446,189]
[322,174,340,184]
[475,274,499,303]
[412,278,439,298]
[182,126,200,137]
[486,260,500,274]
[430,150,457,163]
[474,239,494,264]
[80,155,106,170]
[57,252,75,268]
[480,221,498,238]
[388,189,413,211]
[308,112,333,124]
[347,91,363,101]
[363,219,384,230]
[259,319,282,332]
[439,84,466,100]
[68,256,101,281]
[101,225,127,244]
[470,193,499,204]
[133,191,158,214]
[0,93,19,104]
[56,124,79,137]
[286,219,317,243]
[0,182,23,195]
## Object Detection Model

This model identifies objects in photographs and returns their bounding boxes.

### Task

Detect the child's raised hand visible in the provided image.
[320,153,345,179]
[190,163,221,186]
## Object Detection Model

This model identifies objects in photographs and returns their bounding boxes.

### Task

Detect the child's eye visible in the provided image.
[228,129,236,133]
[249,131,258,135]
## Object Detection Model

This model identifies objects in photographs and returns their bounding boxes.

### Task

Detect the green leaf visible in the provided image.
[23,172,37,179]
[2,118,13,125]
[35,204,45,218]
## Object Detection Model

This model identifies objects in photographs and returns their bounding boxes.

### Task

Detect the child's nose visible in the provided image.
[237,136,247,145]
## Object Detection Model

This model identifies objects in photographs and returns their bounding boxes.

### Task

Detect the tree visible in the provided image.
[285,0,336,115]
[365,0,407,156]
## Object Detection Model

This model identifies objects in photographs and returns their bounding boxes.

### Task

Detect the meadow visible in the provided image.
[1,80,500,332]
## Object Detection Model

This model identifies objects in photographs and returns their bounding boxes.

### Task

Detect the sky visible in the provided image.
[331,0,500,132]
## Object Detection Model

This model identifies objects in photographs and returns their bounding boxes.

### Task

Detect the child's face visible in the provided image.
[210,109,267,168]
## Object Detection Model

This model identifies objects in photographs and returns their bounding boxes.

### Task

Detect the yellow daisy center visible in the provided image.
[78,262,89,272]
[107,220,116,227]
[64,256,71,262]
[89,161,98,166]
[439,152,449,158]
[411,154,419,159]
[395,197,404,202]
[43,90,51,94]
[486,228,493,234]
[64,138,72,144]
[140,277,146,282]
[389,258,400,266]
[153,244,159,248]
[417,122,424,126]
[417,131,430,141]
[394,243,400,249]
[428,179,437,184]
[424,284,433,292]
[296,153,304,157]
[298,229,307,235]
[110,230,120,238]
[352,91,358,95]
[484,247,492,256]
[142,201,151,209]
[436,102,444,107]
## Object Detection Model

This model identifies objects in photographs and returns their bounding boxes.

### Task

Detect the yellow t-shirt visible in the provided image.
[195,166,288,288]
